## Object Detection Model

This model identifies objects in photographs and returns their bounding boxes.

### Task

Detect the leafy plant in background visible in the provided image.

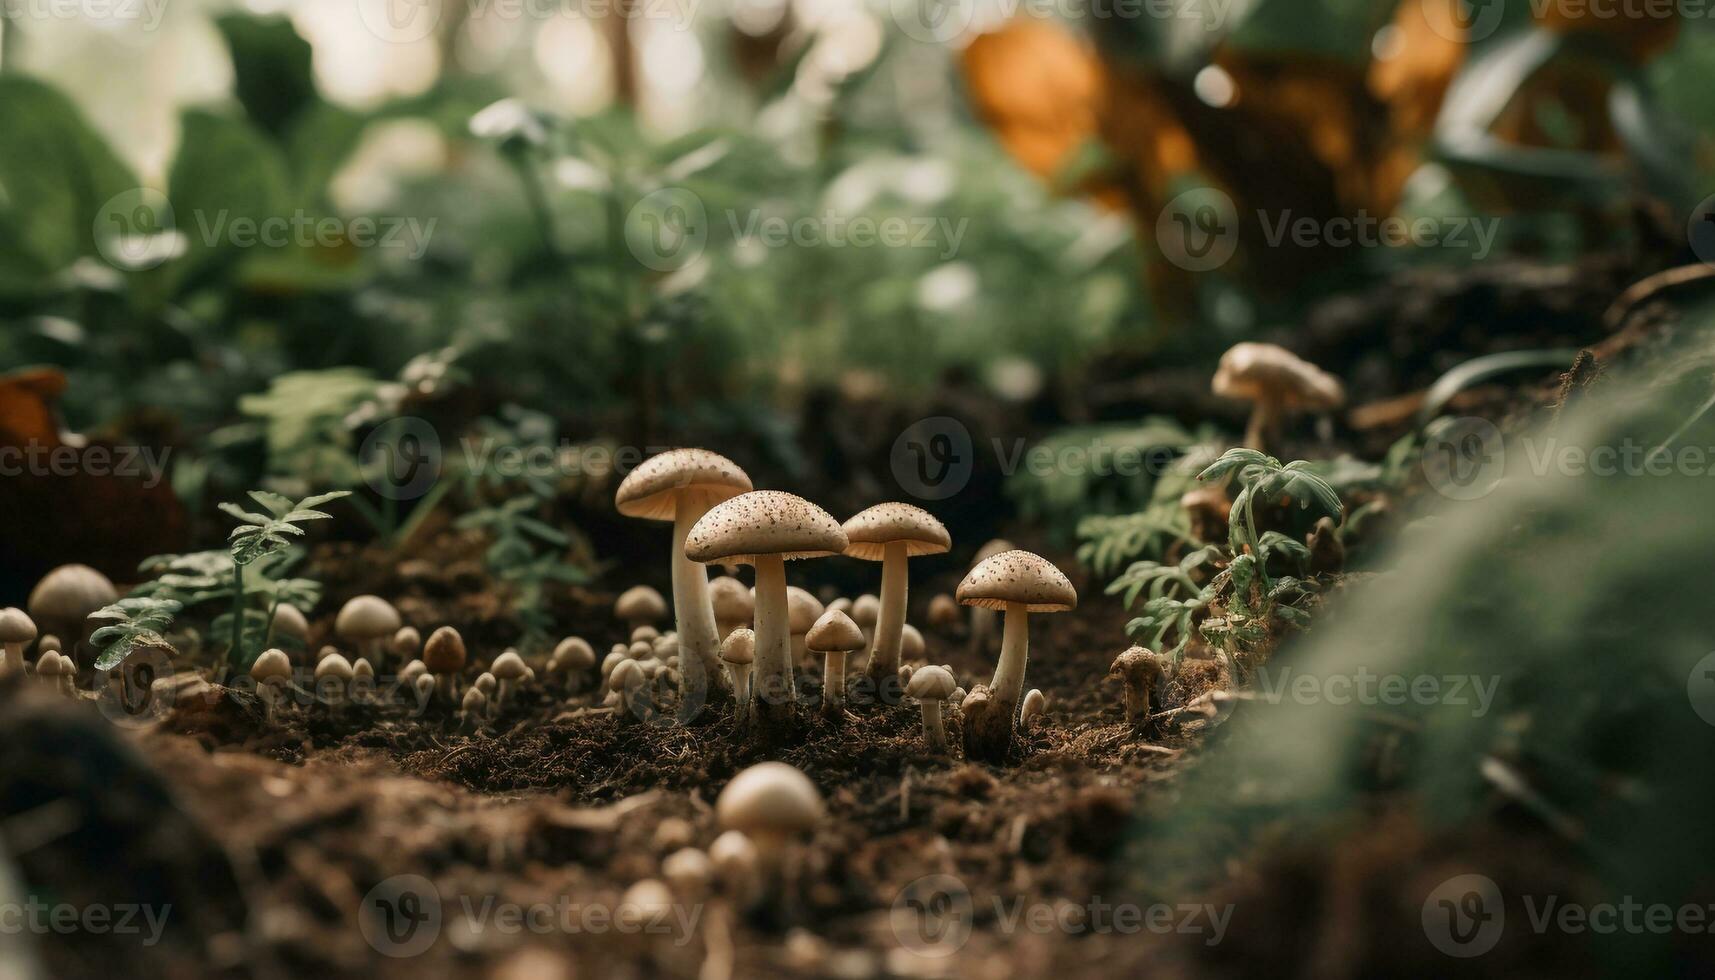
[89,597,183,672]
[455,494,588,650]
[216,490,349,667]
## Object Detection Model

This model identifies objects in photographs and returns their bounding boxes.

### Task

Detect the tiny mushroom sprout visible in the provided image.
[609,658,650,722]
[1110,646,1167,727]
[37,651,75,696]
[616,447,754,702]
[905,665,957,753]
[314,652,355,706]
[476,672,497,698]
[28,564,117,652]
[709,830,760,901]
[461,686,488,729]
[1212,341,1345,451]
[552,637,597,687]
[806,608,866,718]
[842,503,952,688]
[663,847,713,898]
[631,625,661,644]
[901,624,926,663]
[615,585,668,633]
[335,595,401,669]
[927,593,961,631]
[351,658,377,702]
[966,539,1015,655]
[709,576,754,640]
[956,550,1076,760]
[715,762,824,889]
[423,626,468,703]
[851,594,880,650]
[390,626,422,664]
[720,628,757,722]
[251,648,293,720]
[490,649,530,712]
[400,659,428,686]
[687,491,848,731]
[272,604,311,647]
[786,587,824,664]
[0,607,37,679]
[1020,688,1047,727]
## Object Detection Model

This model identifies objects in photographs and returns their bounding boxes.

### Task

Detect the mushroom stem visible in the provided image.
[822,651,846,714]
[920,699,947,752]
[730,662,753,722]
[1244,399,1281,451]
[1121,676,1150,724]
[0,643,23,679]
[672,502,725,705]
[989,602,1030,717]
[752,555,794,727]
[496,679,514,712]
[866,541,909,680]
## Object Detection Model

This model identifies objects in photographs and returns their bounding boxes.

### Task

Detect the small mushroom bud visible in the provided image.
[715,763,824,898]
[1211,341,1345,451]
[631,625,661,644]
[927,593,961,631]
[460,685,488,729]
[905,665,957,753]
[609,658,649,723]
[34,651,70,695]
[37,635,62,655]
[316,645,340,665]
[1109,646,1166,726]
[423,626,467,703]
[897,663,914,687]
[351,657,376,702]
[662,847,713,898]
[653,817,695,851]
[390,626,422,664]
[271,604,311,647]
[491,649,530,712]
[720,628,756,723]
[400,659,428,685]
[601,650,628,680]
[413,672,436,707]
[709,576,753,640]
[825,597,852,617]
[551,637,596,688]
[709,830,759,891]
[805,608,864,718]
[786,587,824,665]
[335,595,401,670]
[475,672,497,697]
[901,624,925,662]
[949,686,966,708]
[850,594,880,651]
[0,607,38,679]
[251,648,293,721]
[314,653,355,707]
[1020,688,1046,726]
[615,585,668,633]
[628,640,654,660]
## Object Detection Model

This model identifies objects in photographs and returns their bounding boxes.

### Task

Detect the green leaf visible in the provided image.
[166,109,292,282]
[214,14,318,138]
[1199,448,1276,484]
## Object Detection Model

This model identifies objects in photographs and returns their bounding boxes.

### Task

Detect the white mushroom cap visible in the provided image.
[27,564,117,631]
[273,605,311,643]
[628,640,654,659]
[631,625,661,644]
[423,626,467,673]
[708,830,758,880]
[709,577,754,622]
[609,658,646,692]
[685,491,848,565]
[553,637,596,670]
[805,609,865,653]
[716,762,825,839]
[616,585,668,624]
[901,624,925,660]
[1212,342,1345,410]
[390,625,422,660]
[461,686,487,715]
[1021,688,1047,722]
[601,650,628,678]
[720,628,755,666]
[615,448,753,521]
[825,597,852,617]
[841,503,952,560]
[850,594,880,628]
[786,587,824,635]
[251,648,292,683]
[315,653,354,682]
[353,659,375,680]
[956,550,1077,612]
[662,848,713,894]
[0,607,38,645]
[906,664,956,700]
[476,672,497,695]
[335,596,401,642]
[37,651,72,679]
[619,879,677,918]
[492,649,530,681]
[400,660,428,684]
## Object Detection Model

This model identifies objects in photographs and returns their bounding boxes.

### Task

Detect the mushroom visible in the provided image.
[335,596,401,669]
[475,672,497,698]
[615,585,669,633]
[715,762,824,893]
[27,564,116,658]
[905,665,957,753]
[709,576,753,640]
[720,628,756,723]
[631,625,661,645]
[850,594,880,652]
[1109,646,1166,726]
[43,651,79,696]
[825,597,853,617]
[1307,515,1345,575]
[400,659,428,685]
[897,663,913,687]
[0,607,37,679]
[805,609,864,718]
[1180,484,1232,545]
[314,652,355,707]
[491,649,530,712]
[786,587,824,665]
[662,848,713,898]
[552,637,596,688]
[842,503,951,688]
[423,626,467,703]
[316,644,340,665]
[351,657,377,703]
[390,626,422,664]
[966,539,1014,656]
[956,550,1076,760]
[1020,688,1047,726]
[927,593,961,631]
[609,657,649,723]
[272,604,311,647]
[901,624,925,663]
[686,491,848,731]
[413,672,436,708]
[460,686,488,729]
[1211,341,1345,451]
[709,830,760,902]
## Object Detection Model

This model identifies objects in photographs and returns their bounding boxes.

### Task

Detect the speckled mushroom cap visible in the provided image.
[720,628,756,665]
[1211,342,1345,410]
[1110,645,1166,679]
[685,491,848,565]
[906,664,956,700]
[716,762,825,837]
[251,648,292,682]
[709,576,754,621]
[786,587,824,634]
[615,449,753,521]
[841,503,952,561]
[27,564,117,626]
[491,649,530,681]
[615,585,667,623]
[423,626,468,673]
[956,550,1077,612]
[335,595,401,641]
[805,609,865,653]
[0,607,37,644]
